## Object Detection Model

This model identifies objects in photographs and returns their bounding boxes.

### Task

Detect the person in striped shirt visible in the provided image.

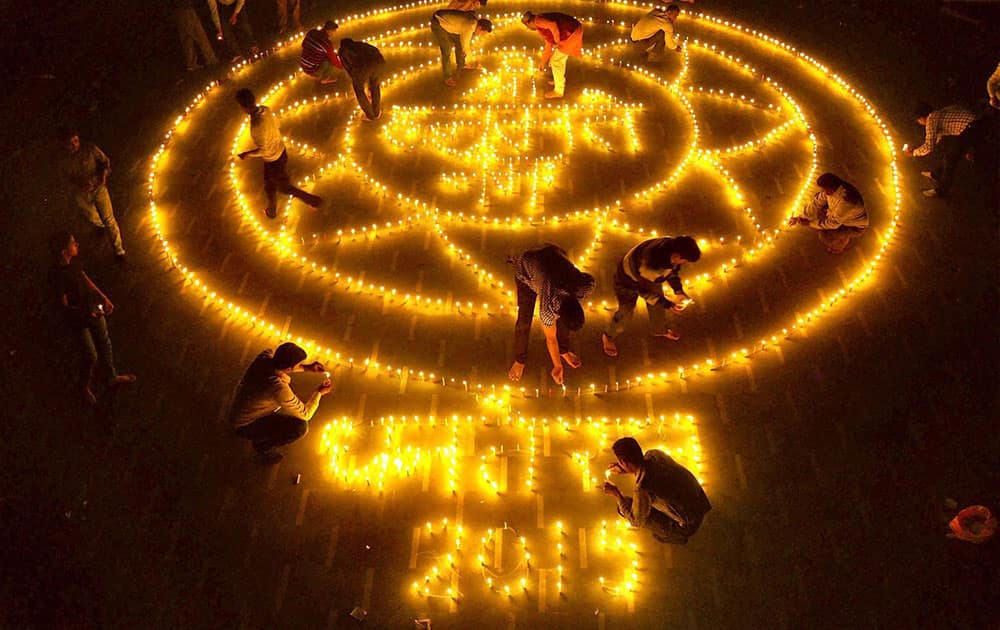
[602,236,700,358]
[521,11,584,100]
[788,173,868,254]
[431,10,493,86]
[903,102,980,198]
[300,21,342,84]
[508,244,596,385]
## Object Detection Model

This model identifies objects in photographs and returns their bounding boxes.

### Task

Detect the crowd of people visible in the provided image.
[52,1,999,546]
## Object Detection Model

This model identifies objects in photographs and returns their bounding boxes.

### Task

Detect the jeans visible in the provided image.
[513,278,571,364]
[175,6,218,69]
[817,226,865,254]
[219,4,257,58]
[276,0,300,32]
[431,19,464,80]
[348,60,385,120]
[549,49,568,94]
[235,413,309,452]
[617,496,704,545]
[263,150,323,214]
[633,30,666,56]
[73,185,125,255]
[605,265,669,340]
[931,122,981,195]
[79,315,117,387]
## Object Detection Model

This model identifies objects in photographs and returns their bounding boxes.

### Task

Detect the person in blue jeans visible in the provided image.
[49,231,136,405]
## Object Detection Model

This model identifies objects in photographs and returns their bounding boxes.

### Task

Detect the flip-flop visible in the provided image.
[602,334,618,357]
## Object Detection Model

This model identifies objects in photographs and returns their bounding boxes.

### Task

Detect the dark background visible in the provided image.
[1,0,997,628]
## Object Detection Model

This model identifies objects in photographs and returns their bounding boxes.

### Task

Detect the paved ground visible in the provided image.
[1,1,997,629]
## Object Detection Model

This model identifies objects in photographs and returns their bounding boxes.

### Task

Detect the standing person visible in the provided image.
[447,0,486,10]
[300,21,342,84]
[337,38,386,121]
[235,88,323,219]
[49,232,136,405]
[630,4,682,62]
[57,129,126,261]
[507,244,595,385]
[602,235,700,357]
[276,0,303,35]
[228,343,333,464]
[903,102,979,198]
[521,11,583,100]
[430,10,493,87]
[603,437,710,545]
[175,0,219,71]
[208,0,260,62]
[788,172,868,254]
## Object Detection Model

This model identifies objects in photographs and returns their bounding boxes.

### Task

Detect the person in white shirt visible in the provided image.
[630,4,682,62]
[788,172,869,254]
[207,0,259,61]
[430,10,493,86]
[235,88,323,218]
[229,343,333,463]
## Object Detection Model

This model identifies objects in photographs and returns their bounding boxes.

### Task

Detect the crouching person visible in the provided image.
[788,172,868,254]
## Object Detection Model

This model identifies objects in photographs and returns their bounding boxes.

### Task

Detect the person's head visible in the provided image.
[612,437,644,474]
[558,297,585,331]
[521,11,536,29]
[665,4,680,19]
[58,127,80,153]
[912,102,933,126]
[50,231,78,262]
[323,20,339,36]
[476,18,493,36]
[273,342,308,372]
[816,172,842,195]
[235,88,257,113]
[654,235,700,266]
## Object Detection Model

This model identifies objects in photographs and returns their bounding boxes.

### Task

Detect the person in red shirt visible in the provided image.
[300,21,342,84]
[521,11,583,99]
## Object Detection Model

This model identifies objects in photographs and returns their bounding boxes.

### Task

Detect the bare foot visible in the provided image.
[602,333,618,357]
[654,330,681,341]
[108,374,137,387]
[560,352,582,368]
[508,361,525,381]
[544,90,563,99]
[444,78,457,87]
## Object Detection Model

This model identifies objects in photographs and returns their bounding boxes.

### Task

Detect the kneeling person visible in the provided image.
[630,4,682,62]
[229,342,333,463]
[788,172,868,254]
[603,437,711,544]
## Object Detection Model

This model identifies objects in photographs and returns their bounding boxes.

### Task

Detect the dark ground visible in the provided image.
[1,0,998,628]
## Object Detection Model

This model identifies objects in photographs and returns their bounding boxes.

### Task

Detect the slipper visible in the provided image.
[602,333,618,357]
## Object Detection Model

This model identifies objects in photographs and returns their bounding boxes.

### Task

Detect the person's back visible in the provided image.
[639,449,711,525]
[338,38,384,74]
[538,12,581,39]
[229,350,281,427]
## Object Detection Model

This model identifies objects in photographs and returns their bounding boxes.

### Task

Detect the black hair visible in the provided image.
[816,172,841,190]
[477,18,493,33]
[666,4,681,12]
[49,230,74,258]
[273,342,307,370]
[478,0,488,6]
[912,102,933,120]
[558,298,585,331]
[612,437,644,468]
[671,235,701,263]
[521,11,534,24]
[235,88,256,109]
[323,20,339,31]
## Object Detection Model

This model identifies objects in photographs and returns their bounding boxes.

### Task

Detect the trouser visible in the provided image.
[431,19,464,80]
[276,0,300,31]
[73,186,125,255]
[549,49,568,95]
[605,265,669,340]
[932,123,980,195]
[817,226,865,254]
[617,497,704,545]
[348,61,385,120]
[263,150,322,213]
[310,58,339,81]
[78,315,117,387]
[219,4,257,57]
[235,413,309,452]
[175,6,218,69]
[513,277,571,364]
[633,30,666,55]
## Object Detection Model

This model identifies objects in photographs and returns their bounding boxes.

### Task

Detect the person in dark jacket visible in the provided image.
[602,235,700,357]
[337,38,386,121]
[603,437,710,544]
